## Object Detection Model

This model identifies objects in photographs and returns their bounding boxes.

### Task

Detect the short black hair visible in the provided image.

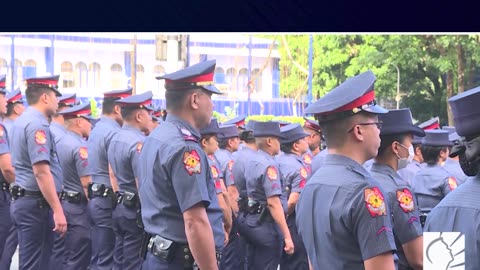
[165,89,195,112]
[102,97,121,114]
[377,134,409,157]
[218,137,228,149]
[6,103,21,117]
[280,141,295,154]
[25,86,53,105]
[120,107,144,121]
[239,130,255,144]
[421,145,447,165]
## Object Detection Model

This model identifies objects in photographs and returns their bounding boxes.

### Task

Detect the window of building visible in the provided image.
[14,59,22,89]
[89,62,101,89]
[61,61,74,88]
[136,64,145,92]
[252,68,262,93]
[111,63,123,89]
[75,62,88,88]
[24,60,37,81]
[238,68,248,92]
[214,67,226,84]
[226,68,237,92]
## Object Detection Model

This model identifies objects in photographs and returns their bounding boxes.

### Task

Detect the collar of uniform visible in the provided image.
[324,154,370,176]
[50,121,66,129]
[122,123,143,134]
[66,129,85,140]
[218,148,233,158]
[99,115,121,128]
[166,114,200,139]
[26,106,49,124]
[370,162,399,180]
[258,149,275,160]
[283,152,304,164]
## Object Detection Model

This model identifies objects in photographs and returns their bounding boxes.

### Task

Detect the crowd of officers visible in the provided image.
[0,59,479,270]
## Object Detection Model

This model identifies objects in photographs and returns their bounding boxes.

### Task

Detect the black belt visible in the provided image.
[60,190,88,204]
[117,191,140,209]
[88,183,115,199]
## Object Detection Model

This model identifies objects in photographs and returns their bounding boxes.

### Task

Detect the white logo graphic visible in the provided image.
[424,232,465,270]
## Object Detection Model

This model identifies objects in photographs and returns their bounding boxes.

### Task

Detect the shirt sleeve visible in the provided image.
[131,141,143,179]
[26,124,55,165]
[0,124,9,155]
[74,144,91,177]
[351,185,397,260]
[210,164,223,194]
[391,187,423,244]
[261,164,282,198]
[171,145,212,213]
[442,176,458,194]
[223,159,235,187]
[291,166,308,193]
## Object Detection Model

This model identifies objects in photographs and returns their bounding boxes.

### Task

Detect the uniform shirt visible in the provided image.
[87,116,121,187]
[411,164,458,212]
[10,107,63,192]
[442,158,468,185]
[207,154,224,195]
[50,121,68,144]
[56,130,91,196]
[296,154,396,270]
[108,124,145,194]
[214,148,235,187]
[245,149,282,205]
[276,152,310,213]
[2,118,14,137]
[138,114,224,250]
[0,123,10,184]
[232,146,257,200]
[397,160,424,187]
[370,163,423,270]
[363,158,375,171]
[311,147,328,175]
[424,174,479,270]
[302,150,313,175]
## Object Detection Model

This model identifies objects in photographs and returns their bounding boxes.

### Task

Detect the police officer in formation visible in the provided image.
[296,70,396,270]
[108,91,155,270]
[397,135,425,186]
[50,93,77,143]
[138,60,224,269]
[276,123,311,270]
[54,102,94,270]
[3,88,26,135]
[301,118,323,174]
[424,86,480,270]
[242,121,294,270]
[368,108,424,270]
[0,75,16,261]
[10,75,66,270]
[87,88,132,270]
[441,126,469,184]
[411,129,458,216]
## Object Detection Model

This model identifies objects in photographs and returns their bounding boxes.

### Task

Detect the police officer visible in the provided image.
[296,70,396,270]
[3,89,26,135]
[411,129,458,218]
[88,88,132,270]
[441,126,468,185]
[0,75,16,258]
[276,123,310,270]
[424,86,480,270]
[108,91,155,270]
[54,102,94,270]
[397,135,425,186]
[139,60,224,270]
[242,121,294,270]
[223,115,246,153]
[10,75,67,270]
[50,93,77,143]
[368,109,424,270]
[302,117,323,172]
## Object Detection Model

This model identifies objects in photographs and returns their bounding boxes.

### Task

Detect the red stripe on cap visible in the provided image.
[27,79,58,85]
[304,120,320,131]
[63,108,91,118]
[117,99,152,107]
[235,119,245,127]
[0,82,5,88]
[59,98,76,105]
[8,94,22,103]
[423,122,440,130]
[165,72,214,84]
[330,90,375,114]
[104,93,130,98]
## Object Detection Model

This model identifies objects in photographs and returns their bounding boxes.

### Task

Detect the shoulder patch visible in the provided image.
[228,160,234,171]
[210,165,219,179]
[364,187,387,217]
[396,188,414,213]
[79,147,88,160]
[183,150,201,176]
[448,177,458,190]
[0,125,4,137]
[181,128,198,142]
[35,130,47,145]
[136,142,143,153]
[266,166,278,181]
[300,167,308,179]
[303,154,312,165]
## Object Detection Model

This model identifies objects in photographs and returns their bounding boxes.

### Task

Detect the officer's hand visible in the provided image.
[284,238,294,255]
[53,210,68,237]
[224,230,230,246]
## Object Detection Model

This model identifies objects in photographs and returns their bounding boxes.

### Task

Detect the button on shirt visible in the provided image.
[370,163,423,270]
[138,115,224,250]
[108,124,145,194]
[214,148,235,187]
[232,147,257,200]
[296,154,396,270]
[412,164,458,212]
[56,130,91,196]
[87,116,121,187]
[245,149,282,205]
[10,107,63,192]
[424,174,480,270]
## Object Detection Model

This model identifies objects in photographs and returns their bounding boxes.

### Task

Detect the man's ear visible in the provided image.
[114,104,122,114]
[190,91,200,110]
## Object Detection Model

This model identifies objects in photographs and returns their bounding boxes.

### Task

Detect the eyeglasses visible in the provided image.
[348,121,383,133]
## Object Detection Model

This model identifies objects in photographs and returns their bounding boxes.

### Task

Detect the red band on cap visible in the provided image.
[59,98,76,105]
[0,82,5,88]
[236,119,246,127]
[8,94,22,103]
[330,91,375,114]
[423,122,440,130]
[165,72,214,84]
[104,93,131,98]
[63,108,91,118]
[304,120,320,131]
[117,99,152,107]
[27,79,58,86]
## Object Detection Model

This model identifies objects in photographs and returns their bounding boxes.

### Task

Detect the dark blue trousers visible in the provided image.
[241,214,283,270]
[279,213,309,270]
[10,196,54,270]
[0,190,18,270]
[0,190,12,257]
[89,196,116,270]
[0,223,18,270]
[112,204,143,270]
[220,213,246,270]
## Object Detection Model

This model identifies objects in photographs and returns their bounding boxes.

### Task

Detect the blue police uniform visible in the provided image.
[52,103,94,270]
[108,91,153,270]
[411,130,458,214]
[139,60,224,269]
[87,88,132,270]
[277,124,311,270]
[442,158,468,185]
[0,123,12,259]
[2,89,24,136]
[50,93,77,144]
[424,86,480,270]
[297,70,396,270]
[310,147,328,175]
[215,148,235,188]
[397,160,424,187]
[9,75,63,270]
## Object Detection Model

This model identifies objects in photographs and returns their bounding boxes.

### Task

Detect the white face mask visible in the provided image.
[396,143,414,170]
